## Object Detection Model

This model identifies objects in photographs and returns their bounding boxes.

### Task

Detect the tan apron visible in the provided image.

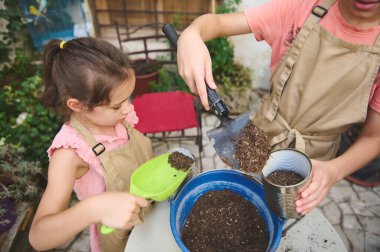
[70,116,153,252]
[253,0,380,160]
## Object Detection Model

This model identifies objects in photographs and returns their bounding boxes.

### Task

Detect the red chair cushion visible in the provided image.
[133,91,199,133]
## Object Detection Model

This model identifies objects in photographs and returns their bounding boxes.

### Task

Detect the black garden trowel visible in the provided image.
[162,24,251,169]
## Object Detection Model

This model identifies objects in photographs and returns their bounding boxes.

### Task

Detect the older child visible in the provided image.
[176,0,380,215]
[29,37,153,252]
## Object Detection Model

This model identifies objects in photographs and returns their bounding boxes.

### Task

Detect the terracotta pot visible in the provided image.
[132,59,159,97]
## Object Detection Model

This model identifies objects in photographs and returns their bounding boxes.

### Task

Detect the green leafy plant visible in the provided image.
[0,138,45,229]
[206,37,234,78]
[0,51,62,168]
[217,0,241,14]
[0,139,44,202]
[218,63,252,95]
[149,65,190,93]
[172,13,184,31]
[0,0,27,66]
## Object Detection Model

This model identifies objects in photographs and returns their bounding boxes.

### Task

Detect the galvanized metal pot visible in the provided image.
[262,149,312,219]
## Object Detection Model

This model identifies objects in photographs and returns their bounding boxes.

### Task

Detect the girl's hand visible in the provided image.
[177,27,216,110]
[94,192,149,230]
[295,159,338,215]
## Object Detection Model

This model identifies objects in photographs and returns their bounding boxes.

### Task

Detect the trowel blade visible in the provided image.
[206,112,250,169]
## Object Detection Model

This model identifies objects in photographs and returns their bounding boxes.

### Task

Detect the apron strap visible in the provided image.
[270,113,338,153]
[266,0,336,122]
[270,113,306,153]
[69,117,134,157]
[371,34,380,54]
[69,115,110,176]
[70,116,136,191]
[70,115,104,155]
[121,120,135,136]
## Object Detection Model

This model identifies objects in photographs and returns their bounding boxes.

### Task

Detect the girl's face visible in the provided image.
[82,76,136,129]
[339,0,380,27]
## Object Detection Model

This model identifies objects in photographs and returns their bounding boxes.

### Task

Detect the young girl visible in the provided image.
[29,37,153,252]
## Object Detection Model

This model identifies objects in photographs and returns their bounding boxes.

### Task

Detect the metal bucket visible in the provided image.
[262,149,312,219]
[169,169,285,252]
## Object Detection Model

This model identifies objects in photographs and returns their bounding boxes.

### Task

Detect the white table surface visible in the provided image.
[125,201,347,252]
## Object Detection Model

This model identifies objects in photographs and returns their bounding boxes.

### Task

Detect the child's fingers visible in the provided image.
[297,190,326,214]
[135,196,149,208]
[195,76,210,110]
[296,189,319,207]
[205,58,216,89]
[300,179,320,199]
[121,213,140,229]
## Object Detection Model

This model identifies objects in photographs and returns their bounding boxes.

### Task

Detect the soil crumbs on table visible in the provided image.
[266,170,304,186]
[181,189,269,252]
[235,120,271,173]
[168,151,194,171]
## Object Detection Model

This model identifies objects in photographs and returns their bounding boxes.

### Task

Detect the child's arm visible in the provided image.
[296,108,380,214]
[177,12,251,109]
[29,148,148,251]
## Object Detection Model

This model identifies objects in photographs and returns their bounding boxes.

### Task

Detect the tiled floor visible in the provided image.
[51,110,380,252]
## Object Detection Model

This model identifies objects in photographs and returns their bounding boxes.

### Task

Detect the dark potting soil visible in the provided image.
[181,190,269,252]
[168,151,194,171]
[266,170,304,186]
[235,120,271,173]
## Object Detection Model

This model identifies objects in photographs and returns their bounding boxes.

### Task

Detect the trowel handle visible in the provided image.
[162,24,230,118]
[162,24,179,50]
[205,85,229,118]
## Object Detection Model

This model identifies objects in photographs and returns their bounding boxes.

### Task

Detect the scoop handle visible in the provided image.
[162,24,229,118]
[101,225,114,235]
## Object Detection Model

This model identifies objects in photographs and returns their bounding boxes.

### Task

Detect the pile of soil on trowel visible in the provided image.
[234,120,271,173]
[181,189,269,252]
[266,170,304,186]
[168,151,194,171]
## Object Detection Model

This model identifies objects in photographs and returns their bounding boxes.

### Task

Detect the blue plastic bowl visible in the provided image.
[169,169,285,252]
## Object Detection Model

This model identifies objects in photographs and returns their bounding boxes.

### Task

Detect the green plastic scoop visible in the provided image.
[101,148,194,234]
[129,152,192,200]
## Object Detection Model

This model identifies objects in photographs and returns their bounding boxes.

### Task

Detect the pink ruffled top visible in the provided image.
[47,111,138,252]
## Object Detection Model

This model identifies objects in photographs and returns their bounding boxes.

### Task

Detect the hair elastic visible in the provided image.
[59,41,67,49]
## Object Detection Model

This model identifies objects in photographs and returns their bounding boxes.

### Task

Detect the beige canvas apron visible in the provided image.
[253,0,380,160]
[70,116,153,252]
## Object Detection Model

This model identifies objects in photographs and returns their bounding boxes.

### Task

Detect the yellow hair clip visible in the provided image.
[59,41,67,49]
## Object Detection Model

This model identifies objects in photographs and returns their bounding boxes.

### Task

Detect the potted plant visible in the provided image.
[131,58,161,97]
[0,139,44,235]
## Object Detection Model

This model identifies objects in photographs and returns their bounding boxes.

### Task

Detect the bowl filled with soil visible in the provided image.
[262,149,312,219]
[170,169,285,252]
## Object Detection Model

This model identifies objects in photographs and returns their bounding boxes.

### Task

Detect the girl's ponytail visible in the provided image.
[40,39,63,110]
